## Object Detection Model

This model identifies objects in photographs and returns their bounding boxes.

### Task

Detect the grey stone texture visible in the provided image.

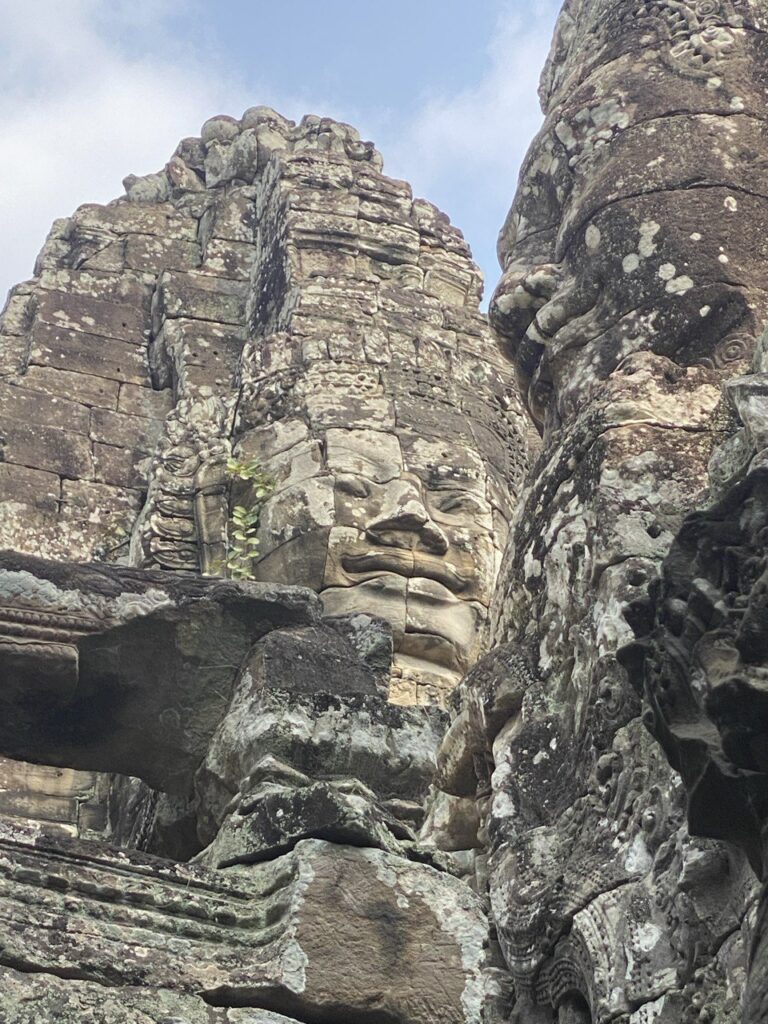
[420,0,768,1021]
[0,108,521,1023]
[0,819,495,1024]
[0,105,531,707]
[2,0,768,1021]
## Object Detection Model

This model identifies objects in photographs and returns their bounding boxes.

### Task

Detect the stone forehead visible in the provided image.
[238,361,526,473]
[540,0,762,110]
[245,421,502,507]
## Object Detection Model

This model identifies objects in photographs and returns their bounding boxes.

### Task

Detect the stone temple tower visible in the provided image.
[4,1,768,1022]
[0,107,527,1022]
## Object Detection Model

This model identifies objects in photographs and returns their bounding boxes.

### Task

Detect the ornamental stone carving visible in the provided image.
[491,0,768,437]
[417,0,768,1020]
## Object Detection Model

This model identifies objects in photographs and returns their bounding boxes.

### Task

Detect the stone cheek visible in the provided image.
[491,1,768,439]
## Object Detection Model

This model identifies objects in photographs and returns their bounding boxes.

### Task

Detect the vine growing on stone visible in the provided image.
[224,457,274,581]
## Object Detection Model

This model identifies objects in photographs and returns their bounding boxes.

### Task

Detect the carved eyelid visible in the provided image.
[433,491,481,512]
[335,475,372,498]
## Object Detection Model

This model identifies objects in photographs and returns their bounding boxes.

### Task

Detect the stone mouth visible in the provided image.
[341,551,469,594]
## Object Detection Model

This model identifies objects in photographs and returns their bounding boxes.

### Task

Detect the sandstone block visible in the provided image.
[0,334,29,377]
[0,827,489,1024]
[117,382,174,419]
[153,270,248,330]
[0,286,34,335]
[325,426,403,482]
[0,381,90,434]
[0,966,305,1024]
[37,289,148,344]
[199,187,258,244]
[0,414,92,478]
[93,442,147,489]
[201,237,259,279]
[37,267,150,307]
[29,321,151,386]
[90,407,164,454]
[0,463,59,511]
[19,365,119,409]
[124,232,201,273]
[73,201,198,240]
[61,478,143,516]
[0,552,320,792]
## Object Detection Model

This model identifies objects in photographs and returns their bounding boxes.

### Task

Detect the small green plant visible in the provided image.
[93,515,131,563]
[223,457,274,580]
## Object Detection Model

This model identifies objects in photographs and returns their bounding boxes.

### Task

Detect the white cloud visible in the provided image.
[0,0,256,302]
[390,2,555,188]
[0,0,559,306]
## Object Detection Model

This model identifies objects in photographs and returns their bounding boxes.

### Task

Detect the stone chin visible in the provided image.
[319,569,487,687]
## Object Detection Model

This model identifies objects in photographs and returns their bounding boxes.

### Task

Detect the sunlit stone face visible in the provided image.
[490,0,768,435]
[235,358,527,704]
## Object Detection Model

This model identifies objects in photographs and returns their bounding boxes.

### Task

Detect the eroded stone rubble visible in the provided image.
[2,0,768,1021]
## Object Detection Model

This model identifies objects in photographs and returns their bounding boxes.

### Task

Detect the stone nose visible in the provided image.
[365,497,449,555]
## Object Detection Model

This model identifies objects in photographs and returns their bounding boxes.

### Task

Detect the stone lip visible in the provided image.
[0,549,334,792]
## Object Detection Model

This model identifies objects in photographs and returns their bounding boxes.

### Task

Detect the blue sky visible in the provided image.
[0,0,560,306]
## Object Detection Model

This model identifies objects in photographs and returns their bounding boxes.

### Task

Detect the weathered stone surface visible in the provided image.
[18,364,120,408]
[0,756,108,836]
[0,381,90,433]
[405,2,768,1021]
[245,620,387,697]
[29,320,151,385]
[491,1,768,437]
[0,463,59,510]
[0,821,493,1024]
[36,288,148,344]
[0,413,93,477]
[9,17,768,1018]
[195,682,447,847]
[0,969,311,1024]
[0,106,528,721]
[153,269,248,328]
[90,406,164,453]
[92,440,148,489]
[616,356,768,1017]
[0,550,319,792]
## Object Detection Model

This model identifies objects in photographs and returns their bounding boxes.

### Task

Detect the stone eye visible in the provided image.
[335,475,371,499]
[436,493,479,515]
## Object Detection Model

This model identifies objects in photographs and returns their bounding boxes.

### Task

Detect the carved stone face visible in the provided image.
[490,0,768,434]
[235,359,527,704]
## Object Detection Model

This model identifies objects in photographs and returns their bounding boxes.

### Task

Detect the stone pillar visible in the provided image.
[428,1,768,1020]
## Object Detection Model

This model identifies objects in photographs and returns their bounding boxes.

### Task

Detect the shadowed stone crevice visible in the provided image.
[0,952,118,990]
[202,985,403,1024]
